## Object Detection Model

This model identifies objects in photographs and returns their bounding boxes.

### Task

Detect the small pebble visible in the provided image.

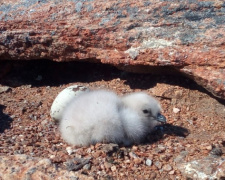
[104,162,112,169]
[149,172,157,179]
[50,155,55,159]
[41,119,48,126]
[66,147,73,155]
[124,160,130,164]
[173,107,180,113]
[210,147,223,156]
[129,152,139,159]
[206,145,212,151]
[83,163,91,170]
[154,161,162,169]
[163,164,172,171]
[86,148,92,153]
[10,115,16,119]
[174,90,183,98]
[132,146,138,151]
[158,145,166,152]
[111,165,117,172]
[134,158,142,165]
[169,170,175,175]
[146,159,152,166]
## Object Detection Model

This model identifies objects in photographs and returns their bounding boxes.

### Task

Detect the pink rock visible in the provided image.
[0,154,94,179]
[0,0,225,99]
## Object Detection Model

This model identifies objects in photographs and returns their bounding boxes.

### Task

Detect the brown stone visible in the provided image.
[0,0,225,99]
[133,158,143,165]
[163,164,173,172]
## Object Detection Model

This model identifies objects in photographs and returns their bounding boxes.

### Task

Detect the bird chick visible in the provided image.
[120,92,166,145]
[59,90,166,146]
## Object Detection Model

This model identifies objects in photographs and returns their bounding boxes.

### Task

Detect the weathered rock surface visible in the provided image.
[178,156,225,179]
[0,154,94,180]
[0,0,225,99]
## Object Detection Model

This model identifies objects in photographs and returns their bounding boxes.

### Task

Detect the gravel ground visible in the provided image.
[0,60,225,179]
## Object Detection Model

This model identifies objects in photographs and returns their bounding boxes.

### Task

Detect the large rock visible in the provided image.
[0,0,225,99]
[178,156,225,179]
[0,154,94,180]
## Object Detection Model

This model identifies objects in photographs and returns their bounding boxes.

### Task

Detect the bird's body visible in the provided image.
[59,90,166,146]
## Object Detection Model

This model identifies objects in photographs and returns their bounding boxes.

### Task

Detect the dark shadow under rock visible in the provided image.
[0,105,13,133]
[1,60,224,106]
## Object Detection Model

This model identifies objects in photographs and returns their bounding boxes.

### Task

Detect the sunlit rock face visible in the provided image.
[0,0,225,99]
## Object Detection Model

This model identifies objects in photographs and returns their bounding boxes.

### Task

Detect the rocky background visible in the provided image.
[0,0,225,179]
[0,0,225,99]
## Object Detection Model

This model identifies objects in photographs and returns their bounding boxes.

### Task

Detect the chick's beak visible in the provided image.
[156,113,166,123]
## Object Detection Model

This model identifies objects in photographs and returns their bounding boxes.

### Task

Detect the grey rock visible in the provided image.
[0,154,93,179]
[210,147,223,157]
[178,156,225,179]
[83,163,91,170]
[0,86,11,94]
[102,143,119,154]
[174,151,188,163]
[65,157,91,171]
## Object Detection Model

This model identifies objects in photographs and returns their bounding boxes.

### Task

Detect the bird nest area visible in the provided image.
[0,60,225,179]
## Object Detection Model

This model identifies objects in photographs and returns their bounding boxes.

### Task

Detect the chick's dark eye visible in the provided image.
[142,109,149,114]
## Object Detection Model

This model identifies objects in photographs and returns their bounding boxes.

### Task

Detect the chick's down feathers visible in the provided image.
[60,90,166,146]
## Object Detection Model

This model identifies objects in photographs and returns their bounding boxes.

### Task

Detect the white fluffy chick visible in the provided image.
[59,90,166,146]
[120,92,166,145]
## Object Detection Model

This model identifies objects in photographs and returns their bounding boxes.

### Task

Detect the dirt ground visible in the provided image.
[0,60,225,179]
